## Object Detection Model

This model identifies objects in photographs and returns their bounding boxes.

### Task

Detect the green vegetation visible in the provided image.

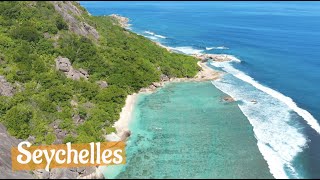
[0,1,199,145]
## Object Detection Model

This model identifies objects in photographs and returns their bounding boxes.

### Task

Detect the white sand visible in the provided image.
[110,61,222,140]
[113,93,139,138]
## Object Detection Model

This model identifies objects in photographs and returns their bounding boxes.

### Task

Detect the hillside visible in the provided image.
[0,1,199,178]
[0,1,199,144]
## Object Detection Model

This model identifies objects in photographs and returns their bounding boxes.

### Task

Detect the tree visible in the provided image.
[2,104,32,139]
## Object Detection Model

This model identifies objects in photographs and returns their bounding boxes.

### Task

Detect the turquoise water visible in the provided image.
[105,81,272,178]
[81,1,320,178]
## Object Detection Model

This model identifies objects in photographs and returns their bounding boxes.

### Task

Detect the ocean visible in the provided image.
[81,1,320,179]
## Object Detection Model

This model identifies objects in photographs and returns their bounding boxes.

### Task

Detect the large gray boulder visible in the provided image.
[55,56,89,81]
[0,76,14,97]
[97,81,108,88]
[0,124,35,179]
[50,1,99,41]
[56,56,72,72]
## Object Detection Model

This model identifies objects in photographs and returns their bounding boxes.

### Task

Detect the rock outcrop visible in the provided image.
[160,74,170,82]
[55,56,89,80]
[223,96,235,102]
[33,166,104,179]
[50,1,99,41]
[192,53,237,62]
[0,76,14,96]
[109,14,130,29]
[0,124,35,179]
[97,80,108,88]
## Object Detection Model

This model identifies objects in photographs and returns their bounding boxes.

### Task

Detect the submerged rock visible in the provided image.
[223,96,235,102]
[251,100,258,104]
[120,130,131,141]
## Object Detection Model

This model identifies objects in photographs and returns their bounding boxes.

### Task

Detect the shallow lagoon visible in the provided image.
[110,81,273,178]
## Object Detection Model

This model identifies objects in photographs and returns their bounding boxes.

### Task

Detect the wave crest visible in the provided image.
[206,46,229,50]
[210,59,319,178]
[144,31,166,39]
[169,46,204,55]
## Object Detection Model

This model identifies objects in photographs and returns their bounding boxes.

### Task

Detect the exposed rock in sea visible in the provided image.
[55,56,89,80]
[223,96,235,102]
[0,75,14,96]
[50,1,99,41]
[251,100,258,104]
[120,130,131,141]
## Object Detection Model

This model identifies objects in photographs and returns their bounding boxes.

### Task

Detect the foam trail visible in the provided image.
[212,60,320,134]
[145,35,158,40]
[144,31,155,35]
[206,46,229,50]
[169,46,204,55]
[210,59,320,178]
[144,31,167,39]
[154,34,166,39]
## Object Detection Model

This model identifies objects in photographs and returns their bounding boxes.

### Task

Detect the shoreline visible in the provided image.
[110,60,225,141]
[113,93,139,138]
[107,14,235,142]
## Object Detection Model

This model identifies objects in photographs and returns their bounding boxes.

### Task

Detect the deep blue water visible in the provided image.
[81,1,320,178]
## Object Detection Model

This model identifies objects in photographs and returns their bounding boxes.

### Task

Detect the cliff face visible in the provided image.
[0,76,14,96]
[0,124,35,179]
[49,1,100,41]
[0,2,104,179]
[0,1,199,178]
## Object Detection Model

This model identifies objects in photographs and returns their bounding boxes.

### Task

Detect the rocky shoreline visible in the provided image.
[107,14,237,146]
[109,14,131,29]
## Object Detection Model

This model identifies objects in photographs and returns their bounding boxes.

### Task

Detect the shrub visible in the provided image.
[2,104,32,139]
[11,23,40,42]
[56,16,68,30]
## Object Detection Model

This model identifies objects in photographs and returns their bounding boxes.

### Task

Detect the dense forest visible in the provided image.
[0,1,199,144]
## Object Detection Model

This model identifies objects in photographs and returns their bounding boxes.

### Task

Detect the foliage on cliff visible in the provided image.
[0,1,199,144]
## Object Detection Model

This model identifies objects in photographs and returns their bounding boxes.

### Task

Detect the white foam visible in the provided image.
[212,61,320,134]
[144,31,155,35]
[145,35,158,40]
[170,46,204,55]
[154,34,166,39]
[210,60,319,178]
[206,46,229,50]
[144,31,166,39]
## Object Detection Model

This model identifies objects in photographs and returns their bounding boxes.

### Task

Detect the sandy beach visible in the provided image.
[113,93,139,138]
[110,60,223,140]
[108,14,230,141]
